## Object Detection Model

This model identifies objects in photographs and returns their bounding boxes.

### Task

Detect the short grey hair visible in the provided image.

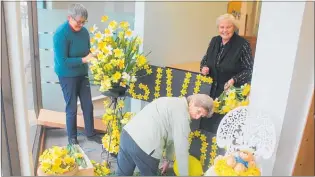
[68,3,88,20]
[216,13,239,30]
[187,94,214,118]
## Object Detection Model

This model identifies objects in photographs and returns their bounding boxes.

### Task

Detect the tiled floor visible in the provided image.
[43,126,222,176]
[44,128,104,163]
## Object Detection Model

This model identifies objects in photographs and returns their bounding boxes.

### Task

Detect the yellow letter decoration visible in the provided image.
[179,72,192,97]
[193,74,213,94]
[166,68,173,97]
[128,83,150,101]
[188,130,208,166]
[154,67,164,99]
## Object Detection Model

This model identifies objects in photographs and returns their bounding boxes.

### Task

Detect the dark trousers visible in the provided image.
[58,75,95,139]
[115,129,160,176]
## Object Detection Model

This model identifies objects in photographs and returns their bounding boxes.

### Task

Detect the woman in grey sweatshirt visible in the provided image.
[115,94,214,176]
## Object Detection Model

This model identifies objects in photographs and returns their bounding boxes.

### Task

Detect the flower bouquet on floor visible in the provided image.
[91,160,111,176]
[213,83,251,114]
[37,145,87,176]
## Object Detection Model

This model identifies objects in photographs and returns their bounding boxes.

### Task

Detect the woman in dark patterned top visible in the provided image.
[199,14,254,133]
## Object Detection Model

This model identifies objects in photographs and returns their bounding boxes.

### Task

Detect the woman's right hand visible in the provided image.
[82,53,95,63]
[201,66,210,75]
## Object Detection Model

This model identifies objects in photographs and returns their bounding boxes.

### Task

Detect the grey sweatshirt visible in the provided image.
[124,97,190,176]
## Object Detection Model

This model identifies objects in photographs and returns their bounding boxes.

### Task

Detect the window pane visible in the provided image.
[20,1,38,151]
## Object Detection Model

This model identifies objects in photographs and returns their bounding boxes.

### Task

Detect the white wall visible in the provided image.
[273,2,314,175]
[50,1,135,13]
[248,1,314,175]
[142,2,228,67]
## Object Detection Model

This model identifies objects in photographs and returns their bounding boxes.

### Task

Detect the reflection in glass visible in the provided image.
[20,1,37,157]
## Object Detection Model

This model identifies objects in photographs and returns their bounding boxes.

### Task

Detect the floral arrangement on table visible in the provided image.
[205,149,261,176]
[89,15,152,94]
[213,83,251,114]
[38,145,86,176]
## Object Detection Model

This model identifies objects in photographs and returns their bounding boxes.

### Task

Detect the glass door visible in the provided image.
[35,1,135,115]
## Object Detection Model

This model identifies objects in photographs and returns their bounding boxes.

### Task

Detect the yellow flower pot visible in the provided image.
[173,155,203,176]
[37,164,78,176]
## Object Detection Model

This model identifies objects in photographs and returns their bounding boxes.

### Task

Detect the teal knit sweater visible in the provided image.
[53,21,90,77]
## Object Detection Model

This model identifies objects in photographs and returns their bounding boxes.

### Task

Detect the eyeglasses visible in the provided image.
[72,17,88,25]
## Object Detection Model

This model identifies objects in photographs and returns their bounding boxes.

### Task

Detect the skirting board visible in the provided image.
[37,109,106,132]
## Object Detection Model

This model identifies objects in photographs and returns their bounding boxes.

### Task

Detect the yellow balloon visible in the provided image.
[173,155,203,176]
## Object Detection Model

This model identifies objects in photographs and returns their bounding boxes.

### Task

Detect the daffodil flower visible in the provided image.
[89,24,98,33]
[94,31,104,42]
[104,28,113,37]
[125,29,133,39]
[101,15,109,22]
[108,20,118,29]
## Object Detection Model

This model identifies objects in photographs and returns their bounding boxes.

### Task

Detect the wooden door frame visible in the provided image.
[292,90,314,176]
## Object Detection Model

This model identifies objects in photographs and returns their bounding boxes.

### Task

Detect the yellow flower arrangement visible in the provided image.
[213,158,261,176]
[193,74,213,94]
[101,99,135,155]
[38,145,85,175]
[91,160,111,176]
[179,72,192,97]
[166,68,173,97]
[89,15,151,93]
[214,83,251,114]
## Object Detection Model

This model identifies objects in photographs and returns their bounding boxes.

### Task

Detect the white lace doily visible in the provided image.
[216,106,276,160]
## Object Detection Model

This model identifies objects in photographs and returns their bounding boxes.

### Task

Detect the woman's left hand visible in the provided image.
[160,160,170,175]
[224,78,235,91]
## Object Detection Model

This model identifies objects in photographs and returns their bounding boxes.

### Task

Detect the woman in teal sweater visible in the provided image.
[53,3,101,145]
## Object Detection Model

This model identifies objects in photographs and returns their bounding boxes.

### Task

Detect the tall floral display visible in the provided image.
[89,15,151,161]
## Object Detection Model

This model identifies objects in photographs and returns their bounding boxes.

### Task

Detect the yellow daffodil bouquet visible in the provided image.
[214,83,251,114]
[101,98,135,155]
[91,160,111,176]
[38,145,85,175]
[89,15,151,95]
